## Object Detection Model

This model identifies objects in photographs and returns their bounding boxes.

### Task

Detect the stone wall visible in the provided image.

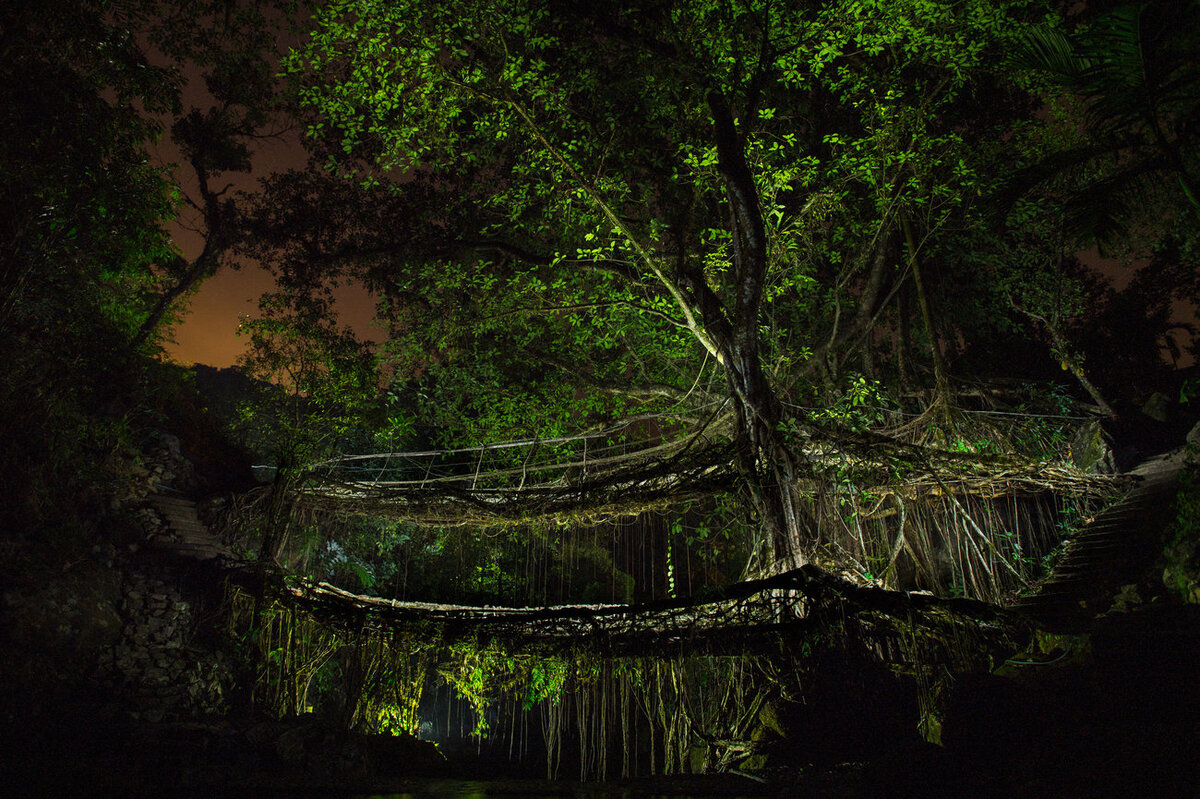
[2,427,239,726]
[92,562,235,722]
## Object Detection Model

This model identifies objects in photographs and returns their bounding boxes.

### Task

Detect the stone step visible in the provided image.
[153,511,198,521]
[144,494,237,563]
[165,521,209,533]
[149,500,198,513]
[150,493,195,504]
[1014,448,1185,631]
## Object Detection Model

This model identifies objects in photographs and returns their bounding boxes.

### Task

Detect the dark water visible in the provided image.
[351,777,768,798]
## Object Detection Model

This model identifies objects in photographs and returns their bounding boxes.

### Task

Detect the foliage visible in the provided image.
[0,0,185,534]
[268,0,1113,569]
[1162,458,1200,604]
[131,0,313,342]
[809,374,897,433]
[437,641,576,738]
[234,292,380,467]
[1012,0,1200,244]
[0,0,319,537]
[281,0,1054,443]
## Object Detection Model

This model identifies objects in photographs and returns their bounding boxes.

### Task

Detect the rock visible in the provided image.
[358,732,447,778]
[1,559,123,670]
[1106,583,1142,614]
[688,743,709,773]
[275,726,310,763]
[1142,391,1173,423]
[758,700,787,738]
[157,432,182,459]
[1161,470,1200,604]
[1163,537,1200,605]
[1071,420,1115,473]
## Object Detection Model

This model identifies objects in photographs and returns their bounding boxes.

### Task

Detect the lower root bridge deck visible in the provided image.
[282,565,1031,668]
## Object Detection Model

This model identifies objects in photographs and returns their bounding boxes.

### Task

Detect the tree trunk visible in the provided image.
[704,92,809,569]
[724,345,807,568]
[902,216,954,428]
[133,157,228,346]
[133,248,219,345]
[259,465,298,564]
[895,282,913,391]
[1010,300,1117,418]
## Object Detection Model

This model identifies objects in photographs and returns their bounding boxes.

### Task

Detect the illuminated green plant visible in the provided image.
[812,374,896,433]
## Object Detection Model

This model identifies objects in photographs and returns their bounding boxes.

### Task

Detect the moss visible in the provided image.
[757,699,787,738]
[1161,461,1200,604]
[1070,420,1114,473]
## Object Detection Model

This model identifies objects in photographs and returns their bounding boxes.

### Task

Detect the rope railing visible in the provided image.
[287,404,1113,527]
[305,416,722,493]
[310,404,728,466]
[291,415,739,524]
[780,400,1095,422]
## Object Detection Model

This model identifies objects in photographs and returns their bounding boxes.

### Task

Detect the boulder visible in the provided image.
[1142,391,1173,423]
[1070,420,1115,473]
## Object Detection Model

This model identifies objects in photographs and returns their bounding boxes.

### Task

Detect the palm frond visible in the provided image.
[1009,26,1088,78]
[1062,160,1167,247]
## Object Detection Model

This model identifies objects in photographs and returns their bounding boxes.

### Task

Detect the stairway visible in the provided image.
[146,493,231,562]
[1014,449,1187,632]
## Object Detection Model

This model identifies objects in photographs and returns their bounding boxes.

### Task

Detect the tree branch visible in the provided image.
[502,96,725,364]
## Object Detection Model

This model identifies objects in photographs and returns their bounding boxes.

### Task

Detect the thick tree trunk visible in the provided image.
[259,465,298,564]
[704,92,809,569]
[724,346,806,568]
[895,283,913,390]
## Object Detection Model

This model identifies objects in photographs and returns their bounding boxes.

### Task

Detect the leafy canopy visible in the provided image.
[289,0,1052,445]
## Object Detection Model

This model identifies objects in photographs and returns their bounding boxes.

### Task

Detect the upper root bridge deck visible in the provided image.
[288,411,1122,527]
[294,417,741,524]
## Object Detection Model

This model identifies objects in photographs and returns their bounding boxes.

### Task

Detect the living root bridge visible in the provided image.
[295,440,741,526]
[291,415,1123,529]
[281,566,1032,669]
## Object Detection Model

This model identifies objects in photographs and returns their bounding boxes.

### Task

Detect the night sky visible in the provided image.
[163,262,379,368]
[149,25,380,369]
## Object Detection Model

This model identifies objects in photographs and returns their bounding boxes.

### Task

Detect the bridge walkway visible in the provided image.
[1014,448,1188,632]
[146,493,232,562]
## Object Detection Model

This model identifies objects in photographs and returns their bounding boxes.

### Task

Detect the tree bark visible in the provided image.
[703,92,808,569]
[895,281,913,391]
[902,216,954,428]
[133,157,229,346]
